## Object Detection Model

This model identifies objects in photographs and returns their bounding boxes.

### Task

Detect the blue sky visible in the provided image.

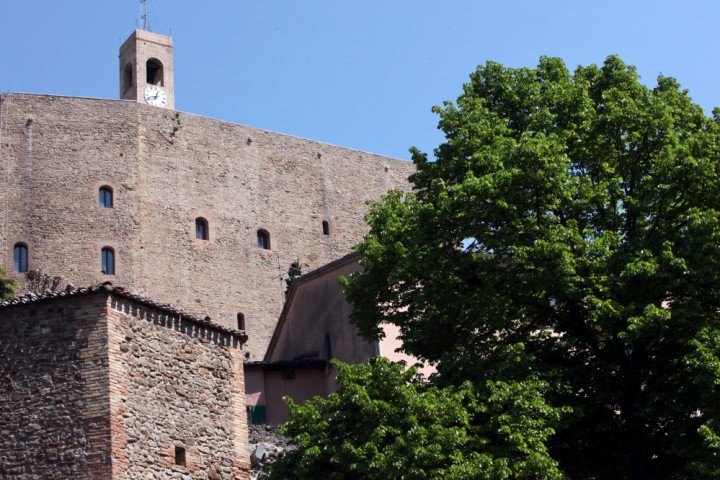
[2,1,719,160]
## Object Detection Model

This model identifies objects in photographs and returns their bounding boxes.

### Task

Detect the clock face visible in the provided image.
[144,85,168,108]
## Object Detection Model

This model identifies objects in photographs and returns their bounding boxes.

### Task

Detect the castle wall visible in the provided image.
[0,93,414,359]
[0,294,113,479]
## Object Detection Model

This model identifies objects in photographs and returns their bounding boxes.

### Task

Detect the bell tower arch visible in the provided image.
[119,29,175,110]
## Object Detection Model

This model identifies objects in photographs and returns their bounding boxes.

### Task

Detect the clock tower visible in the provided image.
[119,29,175,110]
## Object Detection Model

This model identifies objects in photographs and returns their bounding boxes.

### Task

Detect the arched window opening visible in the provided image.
[257,230,271,250]
[123,63,133,92]
[99,186,113,208]
[13,243,28,273]
[195,218,209,240]
[101,247,115,275]
[322,220,330,235]
[237,313,246,330]
[146,59,164,86]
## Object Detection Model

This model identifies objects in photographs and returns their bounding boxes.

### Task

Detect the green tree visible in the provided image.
[343,56,720,478]
[0,267,16,300]
[270,358,565,480]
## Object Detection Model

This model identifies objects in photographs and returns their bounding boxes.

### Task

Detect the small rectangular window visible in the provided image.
[257,230,270,250]
[324,333,333,361]
[175,446,186,466]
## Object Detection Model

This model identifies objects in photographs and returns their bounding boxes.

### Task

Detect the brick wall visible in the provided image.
[0,294,113,478]
[107,294,250,479]
[0,93,414,360]
[0,289,251,479]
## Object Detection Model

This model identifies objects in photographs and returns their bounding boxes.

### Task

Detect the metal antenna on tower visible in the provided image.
[140,0,151,31]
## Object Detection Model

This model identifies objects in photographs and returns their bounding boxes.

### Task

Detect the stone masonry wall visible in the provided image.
[0,289,250,479]
[0,294,113,479]
[0,93,414,360]
[107,295,250,479]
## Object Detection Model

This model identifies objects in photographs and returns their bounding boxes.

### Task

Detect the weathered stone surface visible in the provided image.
[0,294,112,478]
[0,93,413,360]
[0,289,251,479]
[248,425,294,480]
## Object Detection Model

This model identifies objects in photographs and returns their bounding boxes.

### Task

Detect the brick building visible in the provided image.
[0,283,250,478]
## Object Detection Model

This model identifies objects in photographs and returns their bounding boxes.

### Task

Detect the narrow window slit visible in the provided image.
[175,446,186,466]
[101,247,115,275]
[195,218,209,240]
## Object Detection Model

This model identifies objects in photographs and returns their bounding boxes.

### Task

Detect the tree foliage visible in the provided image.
[270,358,565,480]
[0,268,17,300]
[342,56,720,478]
[0,267,16,300]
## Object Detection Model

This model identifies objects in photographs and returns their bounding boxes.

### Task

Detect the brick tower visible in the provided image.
[119,29,175,110]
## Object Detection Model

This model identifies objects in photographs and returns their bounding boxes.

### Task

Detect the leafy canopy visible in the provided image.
[342,56,720,478]
[270,358,565,480]
[0,267,16,300]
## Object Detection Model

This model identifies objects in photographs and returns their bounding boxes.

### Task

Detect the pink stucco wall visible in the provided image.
[262,367,328,425]
[244,367,266,407]
[256,254,434,424]
[244,364,328,425]
[267,256,377,367]
[379,324,436,379]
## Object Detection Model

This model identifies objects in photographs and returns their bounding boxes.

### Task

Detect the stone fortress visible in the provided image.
[0,28,413,361]
[0,26,414,478]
